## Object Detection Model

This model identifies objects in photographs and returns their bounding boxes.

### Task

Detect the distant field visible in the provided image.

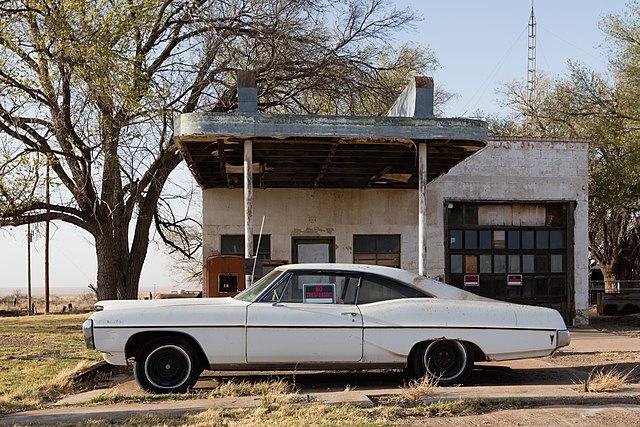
[1,293,96,315]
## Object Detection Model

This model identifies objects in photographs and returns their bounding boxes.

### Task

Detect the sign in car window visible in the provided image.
[303,284,335,304]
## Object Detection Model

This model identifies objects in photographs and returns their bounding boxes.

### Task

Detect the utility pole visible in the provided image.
[44,158,51,314]
[44,160,50,314]
[526,0,537,135]
[27,224,32,315]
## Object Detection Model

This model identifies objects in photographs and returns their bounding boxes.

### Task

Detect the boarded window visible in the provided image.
[353,235,400,268]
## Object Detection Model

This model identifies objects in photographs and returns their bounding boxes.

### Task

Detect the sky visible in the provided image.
[0,0,629,297]
[396,0,627,117]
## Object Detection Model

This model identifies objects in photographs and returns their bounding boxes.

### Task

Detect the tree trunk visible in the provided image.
[601,264,619,294]
[95,232,139,300]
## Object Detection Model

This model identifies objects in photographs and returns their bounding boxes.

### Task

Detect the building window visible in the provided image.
[221,235,271,259]
[353,235,401,268]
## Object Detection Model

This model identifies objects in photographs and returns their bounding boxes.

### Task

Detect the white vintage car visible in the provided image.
[83,263,570,393]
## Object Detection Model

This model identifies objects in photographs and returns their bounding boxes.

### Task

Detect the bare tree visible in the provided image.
[0,0,435,299]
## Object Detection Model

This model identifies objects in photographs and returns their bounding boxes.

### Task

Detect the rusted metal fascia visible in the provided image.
[313,142,340,188]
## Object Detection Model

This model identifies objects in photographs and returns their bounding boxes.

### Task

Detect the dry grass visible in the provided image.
[210,378,296,399]
[0,313,103,413]
[581,366,635,393]
[379,374,439,405]
[65,399,530,426]
[87,378,298,407]
[71,404,394,427]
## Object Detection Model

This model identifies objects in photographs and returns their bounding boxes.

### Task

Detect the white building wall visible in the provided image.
[203,188,419,269]
[202,137,589,325]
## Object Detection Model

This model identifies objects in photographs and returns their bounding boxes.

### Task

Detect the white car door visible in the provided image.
[246,272,363,363]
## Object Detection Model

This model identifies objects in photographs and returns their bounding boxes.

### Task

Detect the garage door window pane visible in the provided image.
[465,255,478,273]
[522,230,535,249]
[523,255,535,273]
[535,255,548,273]
[465,230,477,249]
[451,255,463,273]
[546,205,565,226]
[536,230,549,249]
[508,255,520,273]
[450,230,463,249]
[448,204,463,226]
[550,254,564,273]
[479,230,492,249]
[493,230,506,249]
[463,205,478,225]
[508,230,520,249]
[550,231,564,249]
[480,255,492,273]
[494,255,506,273]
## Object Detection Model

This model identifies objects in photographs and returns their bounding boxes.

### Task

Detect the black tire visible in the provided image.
[133,337,201,393]
[414,340,473,386]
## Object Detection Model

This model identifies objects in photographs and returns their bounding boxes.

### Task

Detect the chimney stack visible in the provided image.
[237,70,258,113]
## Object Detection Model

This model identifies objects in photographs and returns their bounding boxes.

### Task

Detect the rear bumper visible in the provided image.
[556,329,571,348]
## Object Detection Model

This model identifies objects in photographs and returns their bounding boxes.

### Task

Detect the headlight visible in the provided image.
[82,319,95,349]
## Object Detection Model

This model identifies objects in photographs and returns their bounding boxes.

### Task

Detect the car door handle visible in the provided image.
[340,312,358,317]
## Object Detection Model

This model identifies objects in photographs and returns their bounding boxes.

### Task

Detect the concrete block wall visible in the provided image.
[427,137,589,325]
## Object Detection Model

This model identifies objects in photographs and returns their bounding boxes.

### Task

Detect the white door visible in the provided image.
[245,271,362,363]
[246,303,362,363]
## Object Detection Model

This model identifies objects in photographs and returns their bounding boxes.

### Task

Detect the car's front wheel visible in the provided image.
[414,340,473,386]
[134,337,201,393]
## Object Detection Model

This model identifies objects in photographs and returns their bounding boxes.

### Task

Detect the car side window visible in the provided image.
[261,272,358,304]
[356,274,427,304]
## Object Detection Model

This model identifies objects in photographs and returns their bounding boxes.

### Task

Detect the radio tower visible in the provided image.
[526,1,537,134]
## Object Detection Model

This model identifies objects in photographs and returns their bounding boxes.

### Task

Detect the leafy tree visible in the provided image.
[0,0,436,299]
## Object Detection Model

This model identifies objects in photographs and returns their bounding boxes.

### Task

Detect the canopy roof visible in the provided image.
[174,113,487,190]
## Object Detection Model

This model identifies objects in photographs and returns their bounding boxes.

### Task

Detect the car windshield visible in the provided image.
[234,269,284,302]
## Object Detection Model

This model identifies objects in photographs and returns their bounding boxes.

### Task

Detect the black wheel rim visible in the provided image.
[144,344,192,390]
[424,341,467,382]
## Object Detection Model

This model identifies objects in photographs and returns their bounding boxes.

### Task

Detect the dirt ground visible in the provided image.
[545,307,640,382]
[403,405,640,427]
[589,306,640,338]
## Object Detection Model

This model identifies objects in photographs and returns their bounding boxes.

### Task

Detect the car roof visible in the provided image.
[273,263,492,302]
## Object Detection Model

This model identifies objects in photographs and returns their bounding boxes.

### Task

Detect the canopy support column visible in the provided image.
[418,142,428,276]
[244,140,254,285]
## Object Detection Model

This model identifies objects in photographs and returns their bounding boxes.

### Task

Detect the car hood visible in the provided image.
[95,296,241,311]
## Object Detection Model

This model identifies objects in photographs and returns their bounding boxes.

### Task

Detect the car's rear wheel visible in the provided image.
[134,337,201,393]
[414,340,473,386]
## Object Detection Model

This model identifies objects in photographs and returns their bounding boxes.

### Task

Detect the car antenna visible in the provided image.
[251,215,266,286]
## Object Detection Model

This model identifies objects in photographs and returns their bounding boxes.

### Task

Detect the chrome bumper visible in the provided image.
[82,319,95,350]
[557,329,571,348]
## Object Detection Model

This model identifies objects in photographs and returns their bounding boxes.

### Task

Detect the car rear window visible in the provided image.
[357,274,428,304]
